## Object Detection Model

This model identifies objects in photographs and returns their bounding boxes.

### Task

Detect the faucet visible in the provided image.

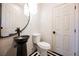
[15,27,20,36]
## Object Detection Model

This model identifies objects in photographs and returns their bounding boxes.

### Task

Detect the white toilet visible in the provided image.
[32,33,50,56]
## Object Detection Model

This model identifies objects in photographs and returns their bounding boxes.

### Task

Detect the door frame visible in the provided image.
[75,4,79,56]
[0,3,2,37]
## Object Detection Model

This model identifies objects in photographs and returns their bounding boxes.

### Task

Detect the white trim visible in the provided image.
[75,4,79,56]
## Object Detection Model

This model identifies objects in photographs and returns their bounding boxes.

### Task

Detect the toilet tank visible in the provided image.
[32,33,41,44]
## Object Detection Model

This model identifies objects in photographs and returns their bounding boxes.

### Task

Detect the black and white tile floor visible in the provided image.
[30,50,62,56]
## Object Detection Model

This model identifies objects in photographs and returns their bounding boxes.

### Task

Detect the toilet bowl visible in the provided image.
[37,42,50,56]
[32,33,50,56]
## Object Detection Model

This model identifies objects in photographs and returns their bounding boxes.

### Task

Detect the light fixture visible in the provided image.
[24,3,37,16]
[24,4,29,16]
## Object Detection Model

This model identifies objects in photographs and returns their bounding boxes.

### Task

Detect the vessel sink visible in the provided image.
[14,35,29,44]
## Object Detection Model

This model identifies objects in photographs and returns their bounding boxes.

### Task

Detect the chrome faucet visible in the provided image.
[15,27,20,36]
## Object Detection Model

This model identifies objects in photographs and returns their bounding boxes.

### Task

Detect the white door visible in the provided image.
[52,4,76,56]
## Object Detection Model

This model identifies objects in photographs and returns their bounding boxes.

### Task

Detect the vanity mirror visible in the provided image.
[0,3,30,38]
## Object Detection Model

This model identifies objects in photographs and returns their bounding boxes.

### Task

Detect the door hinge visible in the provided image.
[74,52,76,56]
[74,29,76,33]
[74,5,76,10]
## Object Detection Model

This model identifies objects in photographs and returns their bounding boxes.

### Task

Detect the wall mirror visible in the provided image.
[0,3,30,38]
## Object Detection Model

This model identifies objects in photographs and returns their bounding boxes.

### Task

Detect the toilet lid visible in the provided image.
[37,42,50,49]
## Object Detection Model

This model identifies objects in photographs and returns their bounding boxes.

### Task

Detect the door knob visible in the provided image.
[1,27,3,29]
[53,31,56,34]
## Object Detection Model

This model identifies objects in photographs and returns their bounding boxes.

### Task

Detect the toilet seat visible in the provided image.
[37,42,50,49]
